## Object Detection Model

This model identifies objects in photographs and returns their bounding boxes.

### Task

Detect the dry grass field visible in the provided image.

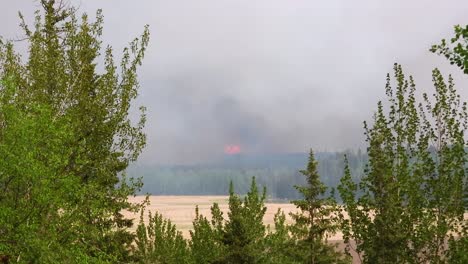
[125,196,468,264]
[126,195,299,238]
[125,196,357,261]
[125,195,346,241]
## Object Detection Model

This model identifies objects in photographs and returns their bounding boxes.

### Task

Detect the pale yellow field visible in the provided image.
[125,195,344,241]
[125,196,468,264]
[126,195,297,237]
[125,196,355,261]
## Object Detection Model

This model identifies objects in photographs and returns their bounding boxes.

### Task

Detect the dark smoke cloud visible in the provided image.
[1,0,468,164]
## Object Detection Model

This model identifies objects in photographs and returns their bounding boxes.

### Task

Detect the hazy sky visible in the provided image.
[1,0,468,165]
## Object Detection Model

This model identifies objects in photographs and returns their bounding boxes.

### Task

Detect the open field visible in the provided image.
[125,195,357,261]
[126,195,300,237]
[125,195,347,241]
[125,196,468,264]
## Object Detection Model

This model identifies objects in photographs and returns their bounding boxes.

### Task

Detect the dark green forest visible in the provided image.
[0,1,467,263]
[132,151,367,199]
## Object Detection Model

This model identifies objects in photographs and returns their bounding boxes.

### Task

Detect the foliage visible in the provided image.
[289,150,350,264]
[338,63,467,263]
[132,151,367,200]
[189,177,301,264]
[0,78,88,262]
[431,25,468,73]
[263,209,300,264]
[432,25,468,263]
[134,205,191,264]
[3,1,467,263]
[188,171,350,264]
[0,0,149,262]
[189,204,225,263]
[219,178,268,263]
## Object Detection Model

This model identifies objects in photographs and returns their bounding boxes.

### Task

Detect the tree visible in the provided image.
[188,177,272,263]
[134,207,191,264]
[431,24,468,263]
[263,209,301,264]
[338,63,467,263]
[189,204,225,263]
[0,1,149,261]
[218,178,267,264]
[0,78,80,262]
[431,24,468,73]
[290,150,349,264]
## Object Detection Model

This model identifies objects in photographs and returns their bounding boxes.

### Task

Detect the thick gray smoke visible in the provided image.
[1,0,468,164]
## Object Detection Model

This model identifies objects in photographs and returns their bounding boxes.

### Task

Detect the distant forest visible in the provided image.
[130,151,367,199]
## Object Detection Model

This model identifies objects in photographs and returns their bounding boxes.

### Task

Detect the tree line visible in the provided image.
[131,151,367,200]
[0,1,467,263]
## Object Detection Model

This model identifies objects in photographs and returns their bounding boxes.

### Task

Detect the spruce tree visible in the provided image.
[190,205,225,263]
[264,209,300,264]
[189,177,269,263]
[220,178,267,264]
[135,209,190,264]
[290,150,349,264]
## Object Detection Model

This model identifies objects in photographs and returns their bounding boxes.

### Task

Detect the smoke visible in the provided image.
[2,0,468,164]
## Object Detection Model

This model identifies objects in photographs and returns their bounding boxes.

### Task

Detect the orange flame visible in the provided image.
[224,144,241,155]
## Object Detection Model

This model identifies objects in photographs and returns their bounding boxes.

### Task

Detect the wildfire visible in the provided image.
[224,144,241,155]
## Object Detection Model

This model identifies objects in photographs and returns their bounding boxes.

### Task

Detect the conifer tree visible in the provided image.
[220,178,267,263]
[264,209,300,264]
[188,177,315,263]
[135,208,190,264]
[190,204,225,263]
[189,177,270,263]
[290,150,349,264]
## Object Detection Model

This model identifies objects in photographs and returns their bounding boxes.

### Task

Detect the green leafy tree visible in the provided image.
[432,25,468,263]
[0,0,149,261]
[290,150,349,264]
[0,78,95,262]
[338,64,467,263]
[431,25,468,73]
